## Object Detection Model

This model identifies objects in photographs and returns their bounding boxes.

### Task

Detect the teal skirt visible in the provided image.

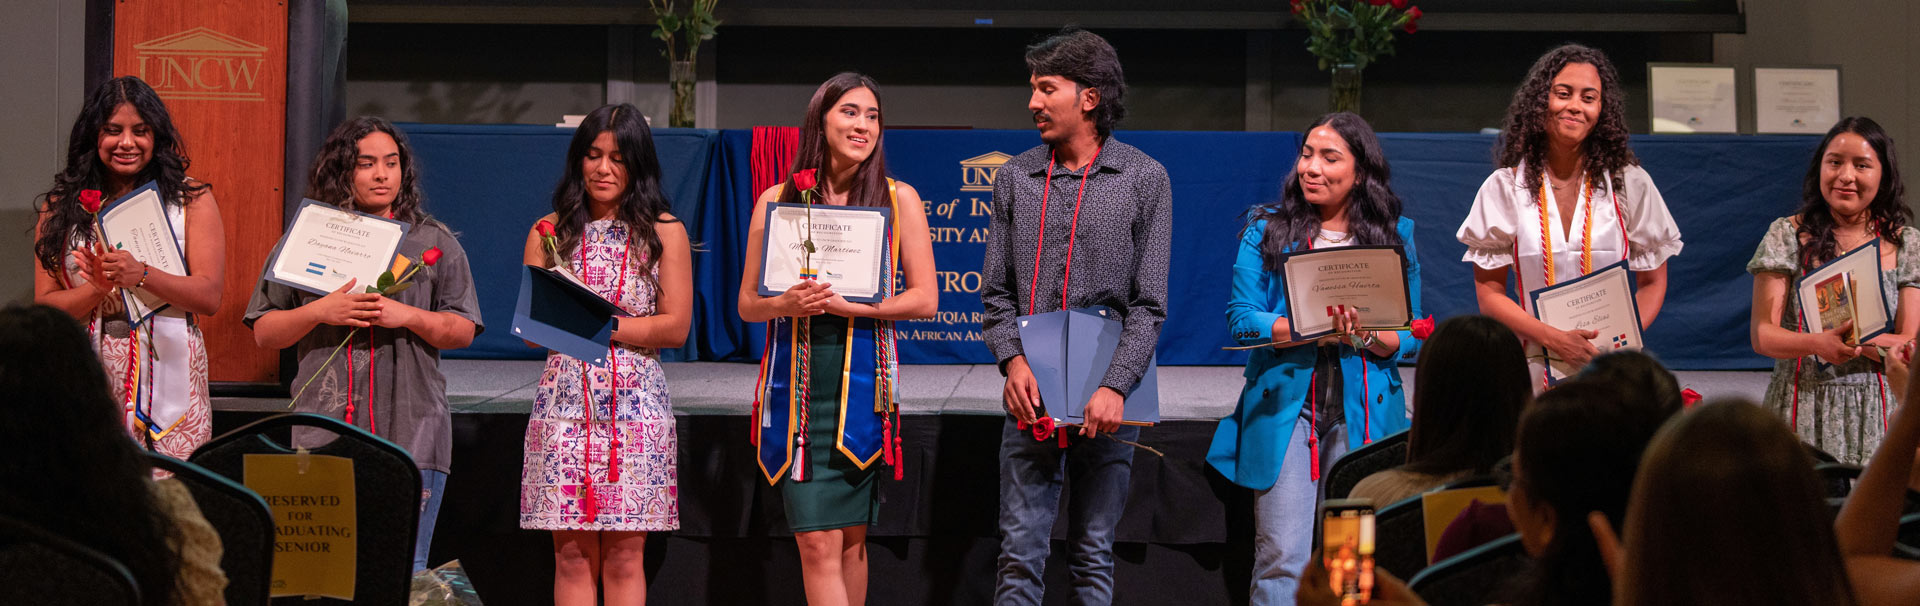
[779,314,880,532]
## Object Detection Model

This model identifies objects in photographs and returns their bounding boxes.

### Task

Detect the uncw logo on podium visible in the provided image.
[134,27,269,102]
[959,151,1012,192]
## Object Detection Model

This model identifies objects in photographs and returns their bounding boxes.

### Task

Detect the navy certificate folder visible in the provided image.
[1015,305,1161,425]
[511,265,625,366]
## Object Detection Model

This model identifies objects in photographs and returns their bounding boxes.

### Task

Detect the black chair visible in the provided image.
[1899,512,1920,553]
[189,413,421,605]
[150,452,275,606]
[1815,462,1862,498]
[1408,534,1529,606]
[1325,430,1409,500]
[1373,494,1429,579]
[0,514,141,606]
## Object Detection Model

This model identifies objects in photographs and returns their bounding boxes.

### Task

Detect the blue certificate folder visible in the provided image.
[512,265,625,366]
[1016,306,1161,425]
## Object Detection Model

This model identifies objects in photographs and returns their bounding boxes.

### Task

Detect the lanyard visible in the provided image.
[1026,147,1101,315]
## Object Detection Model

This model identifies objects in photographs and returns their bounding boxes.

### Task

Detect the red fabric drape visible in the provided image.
[750,126,802,203]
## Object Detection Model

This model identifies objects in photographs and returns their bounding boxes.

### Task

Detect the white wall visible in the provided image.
[0,0,86,304]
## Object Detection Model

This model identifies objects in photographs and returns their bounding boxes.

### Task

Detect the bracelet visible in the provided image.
[1354,330,1379,350]
[135,266,150,289]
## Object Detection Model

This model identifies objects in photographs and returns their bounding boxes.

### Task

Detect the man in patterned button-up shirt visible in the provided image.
[979,27,1172,606]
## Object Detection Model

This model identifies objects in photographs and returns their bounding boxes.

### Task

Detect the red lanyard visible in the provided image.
[579,230,632,521]
[1026,148,1100,315]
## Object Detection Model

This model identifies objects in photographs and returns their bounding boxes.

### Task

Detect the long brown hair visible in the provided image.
[777,72,891,207]
[1495,44,1638,203]
[1616,400,1856,606]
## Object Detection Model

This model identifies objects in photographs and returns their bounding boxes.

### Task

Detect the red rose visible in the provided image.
[78,189,104,214]
[1404,20,1419,33]
[1368,0,1388,6]
[1031,416,1055,441]
[1410,315,1435,340]
[1291,0,1305,13]
[1392,0,1406,7]
[536,219,555,237]
[1406,5,1423,21]
[1681,388,1703,407]
[421,246,443,267]
[793,169,818,193]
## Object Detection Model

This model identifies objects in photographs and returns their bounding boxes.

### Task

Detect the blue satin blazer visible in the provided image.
[1206,217,1422,491]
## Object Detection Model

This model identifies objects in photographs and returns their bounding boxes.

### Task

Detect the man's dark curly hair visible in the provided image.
[1025,27,1127,140]
[1496,44,1638,201]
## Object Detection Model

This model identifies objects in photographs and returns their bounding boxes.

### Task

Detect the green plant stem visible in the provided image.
[286,328,358,408]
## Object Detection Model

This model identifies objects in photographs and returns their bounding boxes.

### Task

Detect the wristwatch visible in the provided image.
[1353,330,1379,350]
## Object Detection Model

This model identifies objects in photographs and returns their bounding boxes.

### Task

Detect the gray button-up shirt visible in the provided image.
[980,138,1172,393]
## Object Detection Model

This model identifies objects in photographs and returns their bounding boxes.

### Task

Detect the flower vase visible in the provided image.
[1329,62,1362,114]
[670,60,696,128]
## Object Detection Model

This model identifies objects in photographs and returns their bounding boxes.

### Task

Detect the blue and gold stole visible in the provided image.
[753,181,903,485]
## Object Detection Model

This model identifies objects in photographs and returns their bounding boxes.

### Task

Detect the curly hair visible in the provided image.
[1249,112,1404,271]
[34,76,210,279]
[306,116,443,229]
[1025,27,1128,140]
[1793,116,1910,270]
[777,72,892,208]
[549,103,679,295]
[1495,44,1638,202]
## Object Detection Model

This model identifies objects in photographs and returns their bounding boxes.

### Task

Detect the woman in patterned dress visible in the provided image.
[519,103,692,606]
[32,75,224,460]
[738,72,937,606]
[1750,116,1920,464]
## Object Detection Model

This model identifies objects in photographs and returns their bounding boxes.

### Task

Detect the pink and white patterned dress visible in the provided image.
[519,219,679,531]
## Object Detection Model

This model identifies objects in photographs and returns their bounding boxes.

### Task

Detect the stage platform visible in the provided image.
[209,361,1769,605]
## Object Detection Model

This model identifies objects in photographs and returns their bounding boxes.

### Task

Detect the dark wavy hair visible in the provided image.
[1025,27,1128,140]
[307,116,442,229]
[1403,314,1532,476]
[1249,112,1404,272]
[1793,116,1910,270]
[1576,350,1684,415]
[1505,379,1675,606]
[776,72,892,208]
[1496,44,1638,203]
[34,76,209,279]
[1618,400,1856,606]
[0,305,181,606]
[550,103,678,293]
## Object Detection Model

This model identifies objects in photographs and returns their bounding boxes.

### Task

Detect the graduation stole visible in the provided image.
[752,180,904,485]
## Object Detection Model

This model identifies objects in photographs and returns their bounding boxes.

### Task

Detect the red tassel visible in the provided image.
[608,433,623,483]
[581,479,599,523]
[1309,434,1321,482]
[882,416,895,468]
[892,436,904,482]
[1058,428,1070,448]
[367,330,378,435]
[344,339,355,424]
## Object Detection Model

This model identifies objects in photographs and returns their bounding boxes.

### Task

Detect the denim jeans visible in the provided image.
[995,416,1139,606]
[414,469,448,573]
[1250,418,1348,606]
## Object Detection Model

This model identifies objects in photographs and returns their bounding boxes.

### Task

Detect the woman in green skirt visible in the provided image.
[737,72,938,606]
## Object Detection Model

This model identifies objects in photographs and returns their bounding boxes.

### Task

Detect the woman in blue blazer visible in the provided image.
[1208,112,1422,605]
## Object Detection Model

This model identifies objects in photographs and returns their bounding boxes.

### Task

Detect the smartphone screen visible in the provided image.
[1321,498,1377,605]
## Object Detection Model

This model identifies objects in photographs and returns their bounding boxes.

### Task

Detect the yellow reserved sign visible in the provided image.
[243,453,357,600]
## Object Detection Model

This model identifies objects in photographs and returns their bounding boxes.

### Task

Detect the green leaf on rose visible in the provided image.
[377,270,396,291]
[803,240,816,254]
[382,282,416,297]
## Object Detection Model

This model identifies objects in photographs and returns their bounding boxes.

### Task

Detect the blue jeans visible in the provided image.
[414,469,448,573]
[995,416,1138,606]
[1250,419,1348,606]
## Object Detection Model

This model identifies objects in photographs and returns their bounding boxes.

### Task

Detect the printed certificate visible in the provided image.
[758,202,893,303]
[1278,245,1413,340]
[1529,261,1644,385]
[264,199,410,296]
[96,182,188,323]
[1797,239,1889,346]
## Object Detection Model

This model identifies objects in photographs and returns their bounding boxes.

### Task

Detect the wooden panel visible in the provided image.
[114,1,288,383]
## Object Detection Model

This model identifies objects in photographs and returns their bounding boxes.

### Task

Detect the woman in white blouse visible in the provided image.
[1456,44,1684,389]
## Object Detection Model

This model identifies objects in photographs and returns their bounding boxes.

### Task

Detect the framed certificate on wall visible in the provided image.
[1648,64,1740,134]
[1754,66,1842,135]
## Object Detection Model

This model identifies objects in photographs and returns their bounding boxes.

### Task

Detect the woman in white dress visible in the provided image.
[1456,43,1684,389]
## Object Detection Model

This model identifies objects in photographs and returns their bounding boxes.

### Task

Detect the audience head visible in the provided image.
[1504,379,1674,606]
[782,72,892,209]
[1404,314,1531,477]
[1794,116,1910,270]
[1497,43,1637,204]
[0,304,179,606]
[1253,112,1405,271]
[1025,27,1127,143]
[550,103,674,289]
[308,116,432,225]
[1575,350,1684,415]
[1612,400,1855,606]
[35,75,205,278]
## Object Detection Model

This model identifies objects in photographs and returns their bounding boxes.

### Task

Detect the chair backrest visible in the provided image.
[1899,512,1920,553]
[1373,494,1429,579]
[149,452,275,606]
[1408,534,1529,606]
[1421,485,1507,564]
[188,413,421,605]
[1325,430,1409,500]
[1814,462,1862,498]
[0,514,142,606]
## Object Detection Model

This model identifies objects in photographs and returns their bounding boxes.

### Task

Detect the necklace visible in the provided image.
[1318,229,1353,244]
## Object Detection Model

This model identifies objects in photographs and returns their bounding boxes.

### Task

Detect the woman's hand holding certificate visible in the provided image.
[1528,261,1644,384]
[757,203,892,303]
[1279,246,1413,340]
